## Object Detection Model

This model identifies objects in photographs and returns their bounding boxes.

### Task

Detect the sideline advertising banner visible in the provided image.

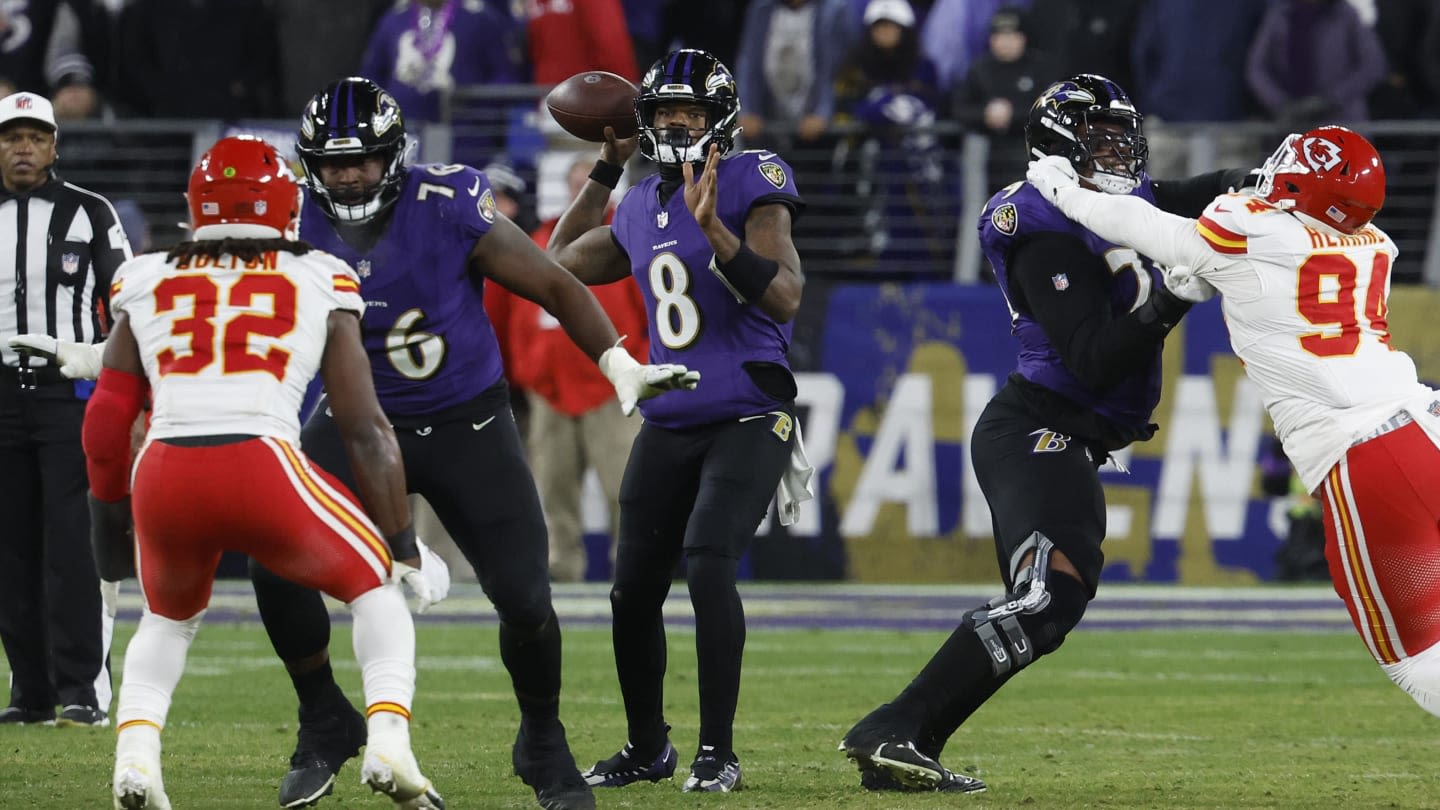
[734,281,1440,585]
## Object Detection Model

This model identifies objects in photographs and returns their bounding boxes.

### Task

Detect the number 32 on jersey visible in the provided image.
[153,272,296,378]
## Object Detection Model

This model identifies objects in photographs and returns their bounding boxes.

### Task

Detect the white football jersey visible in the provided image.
[110,247,364,444]
[1055,184,1437,492]
[1189,194,1432,490]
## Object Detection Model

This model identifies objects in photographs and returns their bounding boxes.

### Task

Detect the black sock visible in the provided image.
[687,552,743,761]
[292,659,347,710]
[251,558,342,709]
[610,571,673,755]
[500,609,562,724]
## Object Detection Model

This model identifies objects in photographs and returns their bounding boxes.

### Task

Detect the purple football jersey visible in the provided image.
[301,163,505,415]
[979,177,1164,431]
[611,150,804,428]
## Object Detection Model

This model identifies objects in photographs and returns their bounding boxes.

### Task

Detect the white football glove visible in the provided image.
[7,334,104,380]
[100,580,119,619]
[599,341,701,417]
[393,538,450,615]
[1026,155,1081,206]
[1162,265,1217,303]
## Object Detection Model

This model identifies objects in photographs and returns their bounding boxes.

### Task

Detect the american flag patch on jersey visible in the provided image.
[1429,400,1440,419]
[1052,273,1069,291]
[1197,215,1247,255]
[333,274,360,294]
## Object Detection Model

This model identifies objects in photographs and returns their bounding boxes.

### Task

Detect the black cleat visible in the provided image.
[512,719,596,810]
[56,704,109,727]
[682,751,742,793]
[581,737,678,787]
[0,705,55,726]
[841,710,986,794]
[277,699,367,808]
[858,758,987,793]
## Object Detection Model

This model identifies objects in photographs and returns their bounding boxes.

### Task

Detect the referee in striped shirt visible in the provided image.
[0,91,131,727]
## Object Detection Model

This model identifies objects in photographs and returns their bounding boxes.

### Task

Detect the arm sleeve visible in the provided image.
[1052,186,1216,273]
[1151,169,1252,216]
[82,367,148,502]
[1010,233,1179,390]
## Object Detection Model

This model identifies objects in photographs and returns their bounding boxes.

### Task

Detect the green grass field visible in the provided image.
[3,589,1438,809]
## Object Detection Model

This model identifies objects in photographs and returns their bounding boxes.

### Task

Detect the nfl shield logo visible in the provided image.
[1429,400,1440,419]
[255,200,268,215]
[61,252,79,275]
[1051,273,1069,291]
[356,259,372,279]
[657,210,669,228]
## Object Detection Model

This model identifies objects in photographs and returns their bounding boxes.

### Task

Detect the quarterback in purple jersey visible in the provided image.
[840,74,1256,793]
[251,77,695,810]
[547,49,805,794]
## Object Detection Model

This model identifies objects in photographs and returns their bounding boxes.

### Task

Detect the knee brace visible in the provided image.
[964,533,1089,676]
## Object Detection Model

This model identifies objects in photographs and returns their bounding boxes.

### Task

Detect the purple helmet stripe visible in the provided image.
[680,49,694,85]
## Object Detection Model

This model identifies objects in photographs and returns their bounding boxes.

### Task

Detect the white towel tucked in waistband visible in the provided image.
[777,417,815,527]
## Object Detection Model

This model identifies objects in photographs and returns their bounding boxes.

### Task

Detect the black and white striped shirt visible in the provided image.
[0,173,132,368]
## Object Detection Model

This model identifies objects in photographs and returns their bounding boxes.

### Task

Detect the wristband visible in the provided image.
[589,160,623,189]
[386,523,419,560]
[709,244,780,303]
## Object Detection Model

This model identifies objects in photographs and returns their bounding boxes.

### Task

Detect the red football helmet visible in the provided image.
[187,135,301,240]
[1256,125,1385,235]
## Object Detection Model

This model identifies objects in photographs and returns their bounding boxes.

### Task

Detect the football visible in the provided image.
[545,71,639,142]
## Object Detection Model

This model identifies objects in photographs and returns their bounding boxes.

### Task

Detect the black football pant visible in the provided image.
[889,381,1105,756]
[0,376,108,710]
[251,383,562,720]
[609,411,794,758]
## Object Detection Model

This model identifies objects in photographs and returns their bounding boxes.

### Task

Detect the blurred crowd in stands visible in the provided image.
[12,1,1436,131]
[7,0,1440,278]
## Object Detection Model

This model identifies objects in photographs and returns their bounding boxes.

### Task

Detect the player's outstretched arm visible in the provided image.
[319,310,410,545]
[475,215,623,360]
[7,334,105,379]
[1027,156,1211,271]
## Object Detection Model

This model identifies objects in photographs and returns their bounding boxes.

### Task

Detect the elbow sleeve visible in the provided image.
[82,368,148,502]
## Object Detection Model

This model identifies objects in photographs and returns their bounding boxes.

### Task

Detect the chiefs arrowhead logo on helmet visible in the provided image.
[1301,137,1343,172]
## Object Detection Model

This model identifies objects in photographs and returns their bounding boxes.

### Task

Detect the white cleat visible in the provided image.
[360,738,445,809]
[113,763,172,810]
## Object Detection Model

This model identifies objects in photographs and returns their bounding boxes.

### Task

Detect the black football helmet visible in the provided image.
[635,49,740,166]
[1025,74,1148,194]
[296,77,409,223]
